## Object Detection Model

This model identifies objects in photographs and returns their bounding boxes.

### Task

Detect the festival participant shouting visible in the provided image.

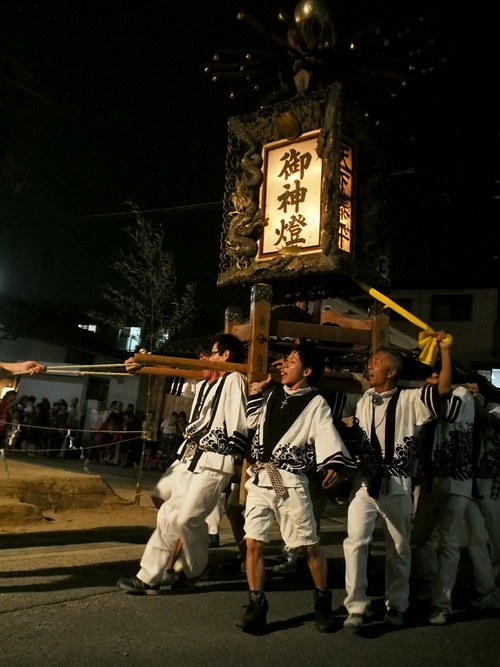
[240,342,356,635]
[341,332,453,630]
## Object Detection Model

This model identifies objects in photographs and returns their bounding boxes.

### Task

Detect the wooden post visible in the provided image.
[247,284,272,383]
[239,284,273,504]
[370,310,390,353]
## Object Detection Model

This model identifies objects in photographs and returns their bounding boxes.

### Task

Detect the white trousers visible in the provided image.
[343,486,413,614]
[412,485,469,611]
[138,463,232,584]
[150,461,226,536]
[464,483,500,592]
[206,492,226,535]
[150,461,178,501]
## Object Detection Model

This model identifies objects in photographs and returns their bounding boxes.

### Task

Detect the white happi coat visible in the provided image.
[137,371,248,583]
[466,399,500,591]
[340,384,444,496]
[179,371,248,475]
[246,386,355,489]
[342,385,443,615]
[425,385,475,496]
[474,401,500,498]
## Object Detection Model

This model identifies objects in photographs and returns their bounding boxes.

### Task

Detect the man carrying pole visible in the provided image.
[117,333,248,595]
[240,342,356,634]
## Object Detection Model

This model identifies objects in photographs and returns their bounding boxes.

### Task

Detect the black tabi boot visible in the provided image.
[240,591,268,634]
[313,588,335,633]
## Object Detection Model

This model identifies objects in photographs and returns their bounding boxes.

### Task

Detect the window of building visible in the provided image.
[431,294,473,321]
[117,327,142,353]
[473,369,500,389]
[78,324,97,333]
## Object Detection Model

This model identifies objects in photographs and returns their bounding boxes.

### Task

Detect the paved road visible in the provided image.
[0,457,499,667]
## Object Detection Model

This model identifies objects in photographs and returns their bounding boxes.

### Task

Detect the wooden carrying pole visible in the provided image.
[130,355,366,392]
[238,284,273,503]
[132,353,248,374]
[131,367,204,379]
[130,354,271,381]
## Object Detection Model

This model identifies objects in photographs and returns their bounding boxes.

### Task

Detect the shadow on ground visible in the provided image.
[0,525,154,550]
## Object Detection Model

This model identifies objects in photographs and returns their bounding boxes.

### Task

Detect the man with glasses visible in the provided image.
[149,341,233,583]
[118,333,248,595]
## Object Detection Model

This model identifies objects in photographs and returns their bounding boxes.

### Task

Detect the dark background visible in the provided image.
[0,1,497,332]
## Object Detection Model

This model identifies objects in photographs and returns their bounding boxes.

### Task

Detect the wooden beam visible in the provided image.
[133,353,248,374]
[321,309,373,330]
[271,320,372,345]
[132,367,204,379]
[370,311,390,351]
[227,323,252,342]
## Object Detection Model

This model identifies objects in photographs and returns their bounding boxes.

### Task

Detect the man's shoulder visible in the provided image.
[399,385,426,398]
[357,390,373,405]
[312,391,340,417]
[452,385,473,401]
[312,391,329,406]
[224,371,247,387]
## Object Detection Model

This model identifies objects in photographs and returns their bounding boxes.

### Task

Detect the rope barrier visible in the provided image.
[0,431,143,452]
[0,419,142,435]
[0,448,9,478]
[2,355,164,504]
[1,434,145,455]
[0,431,168,482]
[0,419,161,473]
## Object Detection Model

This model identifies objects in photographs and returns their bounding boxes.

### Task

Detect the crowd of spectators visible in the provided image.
[0,392,144,468]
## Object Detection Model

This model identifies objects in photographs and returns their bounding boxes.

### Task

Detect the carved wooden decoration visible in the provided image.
[217,82,390,298]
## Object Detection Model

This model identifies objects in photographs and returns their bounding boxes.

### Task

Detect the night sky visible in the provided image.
[0,1,497,330]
